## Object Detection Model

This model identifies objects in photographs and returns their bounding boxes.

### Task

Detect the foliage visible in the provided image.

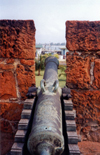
[35,55,45,75]
[35,54,52,75]
[44,53,52,58]
[53,53,59,59]
[58,65,66,77]
[35,53,59,76]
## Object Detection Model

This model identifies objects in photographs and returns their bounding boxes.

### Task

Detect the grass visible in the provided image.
[35,69,66,88]
[35,70,44,87]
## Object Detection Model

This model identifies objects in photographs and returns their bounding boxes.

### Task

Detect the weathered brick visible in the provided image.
[72,90,100,122]
[0,58,5,63]
[0,71,17,99]
[0,102,23,121]
[0,132,14,155]
[0,64,14,70]
[0,20,36,155]
[6,58,15,64]
[65,20,100,143]
[0,102,23,134]
[66,54,90,89]
[66,21,100,51]
[20,59,35,66]
[0,20,36,59]
[16,64,35,99]
[71,90,100,141]
[93,59,100,88]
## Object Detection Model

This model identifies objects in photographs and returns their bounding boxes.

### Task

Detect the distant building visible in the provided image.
[36,44,69,60]
[36,44,43,57]
[59,46,69,59]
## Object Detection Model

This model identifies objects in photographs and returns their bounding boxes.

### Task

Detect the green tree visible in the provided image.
[35,54,52,76]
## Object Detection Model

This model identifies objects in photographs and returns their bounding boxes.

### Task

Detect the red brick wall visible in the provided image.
[0,20,36,100]
[66,21,100,142]
[0,20,36,154]
[66,21,100,51]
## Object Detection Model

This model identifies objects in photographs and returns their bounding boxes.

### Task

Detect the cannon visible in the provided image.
[27,56,64,155]
[9,56,80,155]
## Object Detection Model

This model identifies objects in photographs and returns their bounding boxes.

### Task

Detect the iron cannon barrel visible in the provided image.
[43,56,59,84]
[27,56,64,155]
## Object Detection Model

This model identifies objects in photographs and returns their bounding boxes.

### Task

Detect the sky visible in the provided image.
[0,0,100,44]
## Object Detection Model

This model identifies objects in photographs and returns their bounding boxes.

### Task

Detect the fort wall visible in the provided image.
[66,21,100,142]
[0,20,36,154]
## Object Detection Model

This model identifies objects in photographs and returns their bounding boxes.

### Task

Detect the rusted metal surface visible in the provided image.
[27,57,64,155]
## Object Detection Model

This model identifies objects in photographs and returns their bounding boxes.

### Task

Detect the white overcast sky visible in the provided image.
[0,0,100,43]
